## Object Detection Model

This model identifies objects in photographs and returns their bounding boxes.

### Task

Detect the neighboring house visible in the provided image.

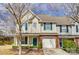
[14,10,79,48]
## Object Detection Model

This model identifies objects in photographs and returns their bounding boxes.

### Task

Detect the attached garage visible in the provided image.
[42,38,56,48]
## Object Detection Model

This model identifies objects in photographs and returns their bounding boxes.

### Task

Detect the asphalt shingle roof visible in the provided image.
[37,14,74,25]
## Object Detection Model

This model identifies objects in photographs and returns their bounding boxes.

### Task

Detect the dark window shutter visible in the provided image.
[60,25,62,32]
[66,26,69,32]
[44,23,46,30]
[50,23,52,30]
[76,25,78,32]
[25,23,27,30]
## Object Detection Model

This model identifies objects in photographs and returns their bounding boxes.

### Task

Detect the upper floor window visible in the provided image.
[44,23,52,30]
[62,26,67,32]
[60,25,69,33]
[76,25,79,32]
[33,23,37,29]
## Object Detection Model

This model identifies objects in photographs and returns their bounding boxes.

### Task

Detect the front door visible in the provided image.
[33,38,37,46]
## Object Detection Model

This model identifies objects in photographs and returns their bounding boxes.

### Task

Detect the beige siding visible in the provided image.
[41,23,57,33]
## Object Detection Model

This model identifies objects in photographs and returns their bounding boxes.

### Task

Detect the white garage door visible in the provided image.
[42,39,56,48]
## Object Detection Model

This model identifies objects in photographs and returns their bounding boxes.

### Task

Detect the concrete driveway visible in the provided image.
[43,48,69,55]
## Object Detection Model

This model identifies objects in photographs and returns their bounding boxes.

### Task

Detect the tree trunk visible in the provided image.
[18,39,21,55]
[18,25,22,55]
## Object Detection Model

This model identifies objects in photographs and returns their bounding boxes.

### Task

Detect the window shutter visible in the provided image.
[60,25,62,32]
[76,25,78,32]
[66,26,69,32]
[25,23,27,30]
[50,23,52,30]
[44,23,46,30]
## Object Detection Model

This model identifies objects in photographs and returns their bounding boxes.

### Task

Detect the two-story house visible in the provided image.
[13,10,79,48]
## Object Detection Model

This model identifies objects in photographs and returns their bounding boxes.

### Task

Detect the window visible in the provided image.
[44,23,52,30]
[76,25,79,32]
[33,23,37,29]
[60,25,69,33]
[21,37,28,44]
[25,23,27,30]
[62,26,67,32]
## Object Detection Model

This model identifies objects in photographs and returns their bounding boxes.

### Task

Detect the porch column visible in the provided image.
[28,36,30,46]
[14,36,18,46]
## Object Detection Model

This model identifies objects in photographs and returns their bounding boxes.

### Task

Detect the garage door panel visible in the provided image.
[42,39,56,48]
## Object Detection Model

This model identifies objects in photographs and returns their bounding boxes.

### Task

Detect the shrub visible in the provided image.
[30,46,37,48]
[63,39,76,53]
[12,46,18,48]
[12,46,30,49]
[4,41,13,45]
[76,47,79,53]
[38,42,42,48]
[21,46,29,49]
[0,41,4,45]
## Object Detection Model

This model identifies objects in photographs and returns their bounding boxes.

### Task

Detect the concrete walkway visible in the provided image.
[43,48,69,55]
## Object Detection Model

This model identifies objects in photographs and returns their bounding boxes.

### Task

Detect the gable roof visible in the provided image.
[24,10,74,25]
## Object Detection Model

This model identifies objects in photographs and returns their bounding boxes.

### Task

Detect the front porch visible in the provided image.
[13,36,42,48]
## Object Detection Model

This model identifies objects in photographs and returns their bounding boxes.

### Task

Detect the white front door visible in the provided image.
[42,39,56,48]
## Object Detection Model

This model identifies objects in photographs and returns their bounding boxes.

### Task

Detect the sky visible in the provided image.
[32,3,65,16]
[0,3,67,20]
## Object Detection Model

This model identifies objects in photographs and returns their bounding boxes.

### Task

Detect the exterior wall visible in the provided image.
[21,11,33,23]
[30,18,41,33]
[74,38,79,47]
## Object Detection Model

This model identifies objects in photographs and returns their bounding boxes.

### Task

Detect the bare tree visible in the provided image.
[63,3,79,23]
[49,3,79,22]
[4,3,31,55]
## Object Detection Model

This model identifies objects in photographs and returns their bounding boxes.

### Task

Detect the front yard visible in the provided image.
[0,38,79,55]
[0,45,44,55]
